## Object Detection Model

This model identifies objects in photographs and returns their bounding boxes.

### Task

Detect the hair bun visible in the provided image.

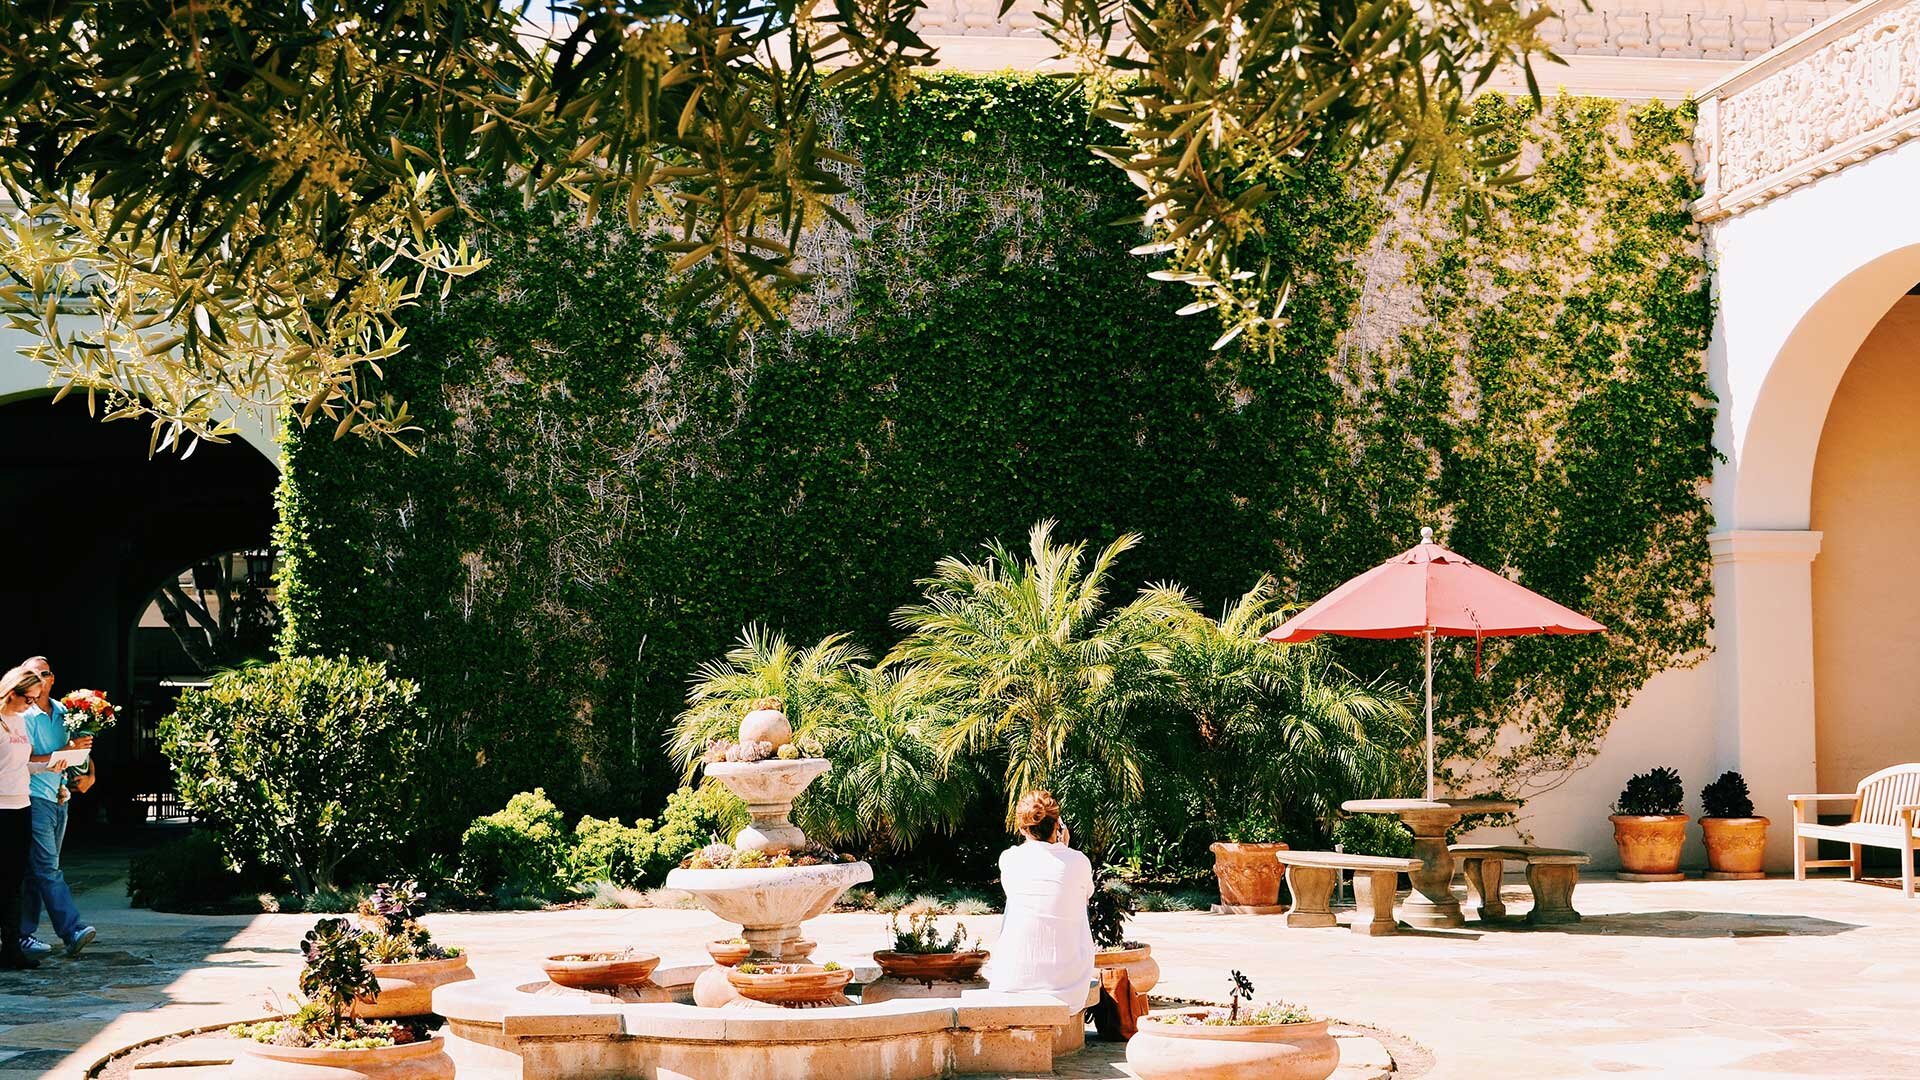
[1015,790,1061,830]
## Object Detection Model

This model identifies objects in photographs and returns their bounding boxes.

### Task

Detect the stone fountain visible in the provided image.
[664,755,872,961]
[433,703,1089,1079]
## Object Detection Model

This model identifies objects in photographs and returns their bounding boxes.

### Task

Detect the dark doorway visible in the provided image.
[0,393,278,832]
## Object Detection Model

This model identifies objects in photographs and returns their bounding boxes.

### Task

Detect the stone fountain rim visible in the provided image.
[703,757,832,779]
[664,860,874,889]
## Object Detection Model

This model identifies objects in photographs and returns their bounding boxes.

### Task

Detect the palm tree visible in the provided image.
[1151,576,1417,843]
[889,520,1190,841]
[668,624,868,776]
[799,662,981,853]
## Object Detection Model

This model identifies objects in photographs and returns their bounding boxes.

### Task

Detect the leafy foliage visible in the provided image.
[299,918,381,1034]
[571,816,657,889]
[1613,767,1686,817]
[277,76,1714,872]
[1331,812,1415,859]
[1700,771,1756,820]
[0,2,1550,448]
[889,906,975,954]
[160,656,423,895]
[457,789,575,902]
[1088,874,1139,949]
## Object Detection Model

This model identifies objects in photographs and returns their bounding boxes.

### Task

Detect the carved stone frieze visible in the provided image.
[1695,0,1920,220]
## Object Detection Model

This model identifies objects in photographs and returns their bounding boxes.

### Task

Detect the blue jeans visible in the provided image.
[20,797,81,944]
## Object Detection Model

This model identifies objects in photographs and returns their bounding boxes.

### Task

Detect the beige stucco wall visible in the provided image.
[1811,294,1920,791]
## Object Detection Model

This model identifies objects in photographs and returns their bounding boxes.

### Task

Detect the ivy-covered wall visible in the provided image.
[276,75,1714,842]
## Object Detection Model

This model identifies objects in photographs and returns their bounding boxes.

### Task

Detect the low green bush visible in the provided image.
[459,789,573,901]
[645,782,748,879]
[161,656,424,895]
[1331,814,1415,859]
[572,815,655,889]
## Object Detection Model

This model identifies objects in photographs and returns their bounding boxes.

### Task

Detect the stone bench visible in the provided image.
[1451,845,1590,925]
[1281,850,1422,936]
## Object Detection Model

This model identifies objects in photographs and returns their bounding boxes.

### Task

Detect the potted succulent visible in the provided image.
[1126,971,1338,1080]
[232,918,453,1080]
[694,937,752,1008]
[1699,771,1769,880]
[865,906,989,1002]
[1089,876,1158,994]
[352,880,471,1019]
[728,960,854,1006]
[1609,767,1689,880]
[1207,821,1290,913]
[541,946,664,991]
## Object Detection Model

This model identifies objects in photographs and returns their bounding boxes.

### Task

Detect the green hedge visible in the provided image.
[275,75,1713,849]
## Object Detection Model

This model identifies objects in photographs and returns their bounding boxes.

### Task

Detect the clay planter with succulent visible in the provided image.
[727,961,854,1007]
[1207,841,1291,914]
[349,881,472,1020]
[1609,767,1690,881]
[865,907,989,1003]
[694,939,753,1008]
[542,949,663,991]
[233,918,453,1080]
[1126,972,1336,1080]
[1699,770,1770,880]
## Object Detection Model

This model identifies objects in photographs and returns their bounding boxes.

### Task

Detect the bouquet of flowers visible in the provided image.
[59,688,117,738]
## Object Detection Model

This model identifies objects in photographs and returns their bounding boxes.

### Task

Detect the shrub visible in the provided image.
[645,782,749,880]
[161,656,423,895]
[128,830,272,910]
[1088,875,1138,950]
[572,815,655,889]
[1332,814,1415,860]
[1614,767,1686,817]
[1700,771,1756,819]
[459,789,572,901]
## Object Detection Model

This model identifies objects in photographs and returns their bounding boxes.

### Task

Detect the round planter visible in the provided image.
[1208,842,1290,911]
[1609,814,1690,879]
[238,1033,454,1080]
[694,940,753,1007]
[1701,816,1770,879]
[352,955,473,1019]
[871,950,990,984]
[707,940,752,966]
[1093,944,1159,994]
[541,952,662,991]
[727,963,855,1006]
[1127,1015,1338,1080]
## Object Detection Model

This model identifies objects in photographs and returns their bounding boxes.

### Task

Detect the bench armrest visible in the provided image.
[1787,793,1860,803]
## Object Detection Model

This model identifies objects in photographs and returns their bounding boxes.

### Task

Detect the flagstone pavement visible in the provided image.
[6,844,1920,1080]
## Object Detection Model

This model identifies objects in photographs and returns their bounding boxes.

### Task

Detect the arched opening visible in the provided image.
[0,393,278,832]
[1811,289,1920,796]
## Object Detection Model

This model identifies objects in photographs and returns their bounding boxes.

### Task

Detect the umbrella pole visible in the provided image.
[1424,627,1435,800]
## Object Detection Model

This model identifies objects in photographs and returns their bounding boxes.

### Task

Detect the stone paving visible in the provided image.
[10,846,1920,1079]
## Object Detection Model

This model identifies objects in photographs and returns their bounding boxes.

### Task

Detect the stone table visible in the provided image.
[1340,798,1520,928]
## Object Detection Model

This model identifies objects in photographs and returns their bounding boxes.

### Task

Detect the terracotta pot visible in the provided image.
[239,1034,454,1080]
[1208,842,1290,907]
[1609,814,1690,875]
[1094,944,1159,994]
[871,950,990,984]
[1127,1015,1338,1080]
[352,955,473,1019]
[727,963,855,1005]
[1701,816,1770,875]
[541,952,662,990]
[706,940,752,967]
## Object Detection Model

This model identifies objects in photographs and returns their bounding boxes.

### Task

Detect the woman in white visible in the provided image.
[1,666,59,969]
[985,790,1095,1000]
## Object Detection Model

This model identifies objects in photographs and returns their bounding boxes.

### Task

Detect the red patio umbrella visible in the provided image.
[1265,527,1605,798]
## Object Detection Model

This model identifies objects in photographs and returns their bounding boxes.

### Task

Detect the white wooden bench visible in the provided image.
[1790,762,1920,898]
[1280,850,1421,936]
[1451,845,1590,925]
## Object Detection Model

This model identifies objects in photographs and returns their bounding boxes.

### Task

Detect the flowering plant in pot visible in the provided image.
[352,880,471,1019]
[1127,971,1338,1080]
[231,917,453,1080]
[1699,771,1769,880]
[873,905,989,983]
[1089,876,1158,994]
[1609,767,1689,880]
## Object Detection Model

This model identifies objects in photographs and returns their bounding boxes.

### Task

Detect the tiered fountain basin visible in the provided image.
[434,964,1087,1080]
